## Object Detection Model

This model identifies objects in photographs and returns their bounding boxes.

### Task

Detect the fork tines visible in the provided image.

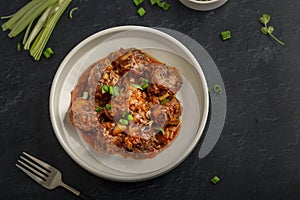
[16,152,51,185]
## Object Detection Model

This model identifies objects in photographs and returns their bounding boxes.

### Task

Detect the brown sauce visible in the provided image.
[68,48,183,159]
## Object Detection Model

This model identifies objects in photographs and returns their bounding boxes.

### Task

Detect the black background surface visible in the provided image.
[1,0,300,199]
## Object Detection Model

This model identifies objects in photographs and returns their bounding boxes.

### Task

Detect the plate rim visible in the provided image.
[49,25,209,181]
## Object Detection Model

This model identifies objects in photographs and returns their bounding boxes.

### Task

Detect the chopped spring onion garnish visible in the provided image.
[17,43,21,52]
[127,114,134,121]
[137,7,146,16]
[133,0,144,6]
[95,107,102,112]
[135,1,169,16]
[109,86,114,95]
[150,0,170,10]
[103,85,119,96]
[154,127,165,135]
[119,119,128,125]
[1,0,72,60]
[150,0,157,5]
[105,104,111,110]
[213,84,223,94]
[43,47,54,58]
[159,127,165,135]
[81,91,89,99]
[160,99,170,105]
[69,7,78,19]
[131,83,148,90]
[220,30,231,41]
[131,83,144,90]
[158,1,170,11]
[211,176,220,184]
[102,85,108,93]
[142,83,148,90]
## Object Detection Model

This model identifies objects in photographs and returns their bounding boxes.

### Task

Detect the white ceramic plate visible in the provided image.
[49,26,209,181]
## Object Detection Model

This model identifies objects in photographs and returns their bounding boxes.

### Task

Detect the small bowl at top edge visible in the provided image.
[179,0,228,11]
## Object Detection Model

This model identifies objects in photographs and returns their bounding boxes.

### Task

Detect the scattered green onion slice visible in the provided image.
[150,0,157,5]
[133,0,144,6]
[154,127,165,135]
[142,83,148,90]
[160,99,170,105]
[102,85,108,93]
[211,176,220,184]
[137,7,146,16]
[69,7,78,19]
[158,2,170,11]
[220,30,231,41]
[213,84,223,94]
[43,47,54,58]
[127,114,134,121]
[159,127,165,135]
[17,43,21,52]
[131,83,144,90]
[150,0,170,10]
[103,85,119,96]
[108,85,114,95]
[131,79,149,90]
[119,119,128,125]
[131,80,149,90]
[105,104,111,110]
[95,107,102,112]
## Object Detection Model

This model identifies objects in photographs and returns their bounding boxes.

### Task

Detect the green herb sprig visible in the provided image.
[259,14,285,46]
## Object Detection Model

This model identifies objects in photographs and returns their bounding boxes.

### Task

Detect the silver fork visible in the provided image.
[16,152,95,200]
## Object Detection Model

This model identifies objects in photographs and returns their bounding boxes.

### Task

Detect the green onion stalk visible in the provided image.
[1,0,72,60]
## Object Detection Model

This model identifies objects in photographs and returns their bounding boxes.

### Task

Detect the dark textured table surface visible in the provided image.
[1,0,300,199]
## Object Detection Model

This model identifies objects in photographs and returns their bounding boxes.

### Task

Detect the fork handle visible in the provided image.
[79,192,95,200]
[61,182,95,200]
